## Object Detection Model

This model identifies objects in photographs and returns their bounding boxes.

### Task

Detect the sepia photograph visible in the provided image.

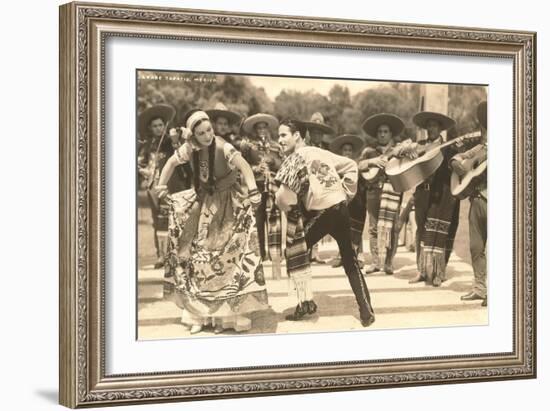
[136,70,488,339]
[56,2,537,407]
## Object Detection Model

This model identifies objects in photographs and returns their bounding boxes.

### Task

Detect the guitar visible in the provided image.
[385,131,482,193]
[450,147,487,200]
[359,146,400,183]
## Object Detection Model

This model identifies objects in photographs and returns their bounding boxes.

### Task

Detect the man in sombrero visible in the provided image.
[328,134,366,268]
[138,104,191,269]
[206,102,242,147]
[240,113,284,278]
[357,113,405,275]
[303,112,336,149]
[400,110,463,286]
[274,118,375,326]
[451,101,488,306]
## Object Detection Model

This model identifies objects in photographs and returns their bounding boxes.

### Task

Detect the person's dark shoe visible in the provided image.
[359,302,376,327]
[154,260,164,269]
[306,300,318,315]
[408,272,425,284]
[432,276,442,287]
[330,258,342,268]
[461,291,484,301]
[384,264,394,275]
[481,297,487,307]
[361,315,376,327]
[364,264,381,274]
[285,303,309,321]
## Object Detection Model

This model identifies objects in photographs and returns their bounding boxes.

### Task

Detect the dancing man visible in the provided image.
[274,119,375,326]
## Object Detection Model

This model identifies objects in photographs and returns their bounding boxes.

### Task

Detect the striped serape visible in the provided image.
[266,180,282,260]
[376,181,402,264]
[419,184,459,284]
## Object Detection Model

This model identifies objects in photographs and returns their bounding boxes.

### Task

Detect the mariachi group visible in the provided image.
[137,100,487,335]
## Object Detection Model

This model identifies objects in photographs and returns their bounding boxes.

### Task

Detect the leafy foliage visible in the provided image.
[138,71,487,141]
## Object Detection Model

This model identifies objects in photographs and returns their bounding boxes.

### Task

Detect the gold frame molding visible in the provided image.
[59,1,537,408]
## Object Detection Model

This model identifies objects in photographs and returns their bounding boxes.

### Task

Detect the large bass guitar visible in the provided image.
[384,131,482,192]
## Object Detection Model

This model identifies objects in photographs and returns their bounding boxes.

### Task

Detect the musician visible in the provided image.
[302,112,336,264]
[357,113,405,275]
[302,112,336,149]
[138,104,191,269]
[402,111,462,286]
[206,103,243,148]
[451,101,488,306]
[240,113,284,278]
[329,134,366,268]
[274,119,375,326]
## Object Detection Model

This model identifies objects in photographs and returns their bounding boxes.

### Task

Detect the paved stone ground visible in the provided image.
[137,242,487,340]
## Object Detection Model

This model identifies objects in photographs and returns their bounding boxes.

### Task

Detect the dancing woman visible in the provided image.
[156,109,269,334]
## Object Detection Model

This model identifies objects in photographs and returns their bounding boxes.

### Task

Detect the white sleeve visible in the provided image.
[223,141,241,169]
[327,151,358,198]
[174,143,192,164]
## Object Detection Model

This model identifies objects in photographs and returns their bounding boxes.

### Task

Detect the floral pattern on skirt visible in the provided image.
[164,178,269,319]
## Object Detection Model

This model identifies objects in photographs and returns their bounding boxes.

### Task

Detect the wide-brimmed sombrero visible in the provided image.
[477,100,487,129]
[362,113,405,138]
[412,111,456,131]
[138,104,176,138]
[206,103,242,125]
[330,134,365,157]
[241,113,279,137]
[320,133,336,146]
[302,112,335,136]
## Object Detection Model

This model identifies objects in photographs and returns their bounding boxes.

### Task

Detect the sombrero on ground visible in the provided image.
[477,100,487,129]
[138,104,176,138]
[362,113,405,138]
[330,134,365,157]
[242,113,279,137]
[302,112,335,136]
[412,111,456,131]
[206,103,242,125]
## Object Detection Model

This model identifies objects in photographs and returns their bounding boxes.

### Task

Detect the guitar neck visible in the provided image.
[438,131,483,150]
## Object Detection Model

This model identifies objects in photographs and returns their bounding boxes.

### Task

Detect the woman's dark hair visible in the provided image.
[185,107,215,194]
[280,118,306,138]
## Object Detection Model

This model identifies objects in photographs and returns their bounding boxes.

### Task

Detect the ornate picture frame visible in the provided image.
[59,1,536,408]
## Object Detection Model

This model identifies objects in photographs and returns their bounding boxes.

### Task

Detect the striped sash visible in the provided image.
[377,182,402,263]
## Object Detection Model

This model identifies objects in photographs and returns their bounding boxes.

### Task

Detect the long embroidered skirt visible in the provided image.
[164,180,269,320]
